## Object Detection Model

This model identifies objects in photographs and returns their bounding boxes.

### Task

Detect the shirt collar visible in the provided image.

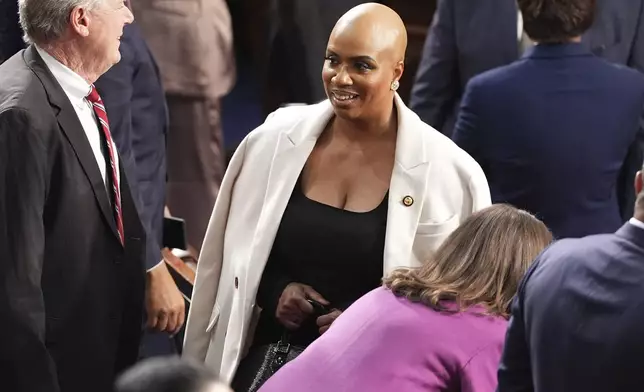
[629,218,644,232]
[34,45,92,108]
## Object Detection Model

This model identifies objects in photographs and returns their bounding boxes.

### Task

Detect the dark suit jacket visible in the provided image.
[95,23,168,270]
[0,46,145,392]
[410,0,644,136]
[452,44,644,239]
[498,223,644,391]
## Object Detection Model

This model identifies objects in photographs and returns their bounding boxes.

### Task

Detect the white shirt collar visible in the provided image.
[34,45,92,108]
[629,218,644,231]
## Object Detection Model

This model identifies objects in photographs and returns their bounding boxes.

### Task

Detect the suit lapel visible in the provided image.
[383,95,431,274]
[24,46,121,243]
[244,104,332,297]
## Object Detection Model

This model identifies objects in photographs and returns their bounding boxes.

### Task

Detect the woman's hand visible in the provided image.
[276,283,329,330]
[316,309,342,334]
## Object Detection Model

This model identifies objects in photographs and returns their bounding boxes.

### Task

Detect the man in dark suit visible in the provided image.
[452,0,644,239]
[497,172,644,390]
[410,0,644,137]
[94,21,186,356]
[0,1,142,391]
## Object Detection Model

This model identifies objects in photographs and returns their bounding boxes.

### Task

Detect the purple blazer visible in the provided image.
[258,287,507,392]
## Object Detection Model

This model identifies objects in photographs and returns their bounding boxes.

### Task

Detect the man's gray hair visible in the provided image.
[18,0,103,45]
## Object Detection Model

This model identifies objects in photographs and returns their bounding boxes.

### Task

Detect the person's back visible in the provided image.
[259,204,552,392]
[498,224,644,391]
[409,0,644,138]
[456,48,644,238]
[260,287,507,392]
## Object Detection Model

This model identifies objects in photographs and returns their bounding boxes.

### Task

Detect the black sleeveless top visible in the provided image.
[252,173,388,347]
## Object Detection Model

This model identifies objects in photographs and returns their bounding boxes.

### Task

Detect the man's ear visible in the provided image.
[69,5,91,37]
[635,171,643,196]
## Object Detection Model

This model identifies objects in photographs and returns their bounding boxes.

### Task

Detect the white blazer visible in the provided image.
[183,94,491,383]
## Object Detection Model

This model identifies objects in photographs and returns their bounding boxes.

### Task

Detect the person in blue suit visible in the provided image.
[95,22,185,356]
[497,169,644,391]
[409,0,644,137]
[452,0,644,239]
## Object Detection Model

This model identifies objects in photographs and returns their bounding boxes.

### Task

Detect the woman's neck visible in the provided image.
[331,107,398,143]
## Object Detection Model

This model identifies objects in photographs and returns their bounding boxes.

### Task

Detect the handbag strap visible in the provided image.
[272,331,292,368]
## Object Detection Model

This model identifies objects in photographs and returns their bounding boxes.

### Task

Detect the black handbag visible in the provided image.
[232,332,305,392]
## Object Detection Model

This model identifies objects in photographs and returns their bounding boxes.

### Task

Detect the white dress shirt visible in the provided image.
[629,217,644,231]
[35,45,121,191]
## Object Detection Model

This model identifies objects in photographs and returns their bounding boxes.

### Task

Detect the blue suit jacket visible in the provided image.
[498,223,644,391]
[95,23,168,269]
[410,0,644,136]
[453,44,644,239]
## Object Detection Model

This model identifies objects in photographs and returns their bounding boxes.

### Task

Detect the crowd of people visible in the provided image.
[1,0,644,391]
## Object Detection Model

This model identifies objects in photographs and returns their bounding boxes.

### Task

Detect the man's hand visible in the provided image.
[316,309,342,334]
[145,261,185,335]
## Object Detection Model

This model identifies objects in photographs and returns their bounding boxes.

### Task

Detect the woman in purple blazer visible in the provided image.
[259,204,552,392]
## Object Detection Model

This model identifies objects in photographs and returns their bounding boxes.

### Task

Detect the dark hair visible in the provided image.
[518,0,596,43]
[115,357,220,392]
[383,204,552,318]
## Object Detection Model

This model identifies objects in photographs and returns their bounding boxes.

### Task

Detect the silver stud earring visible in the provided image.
[390,80,399,91]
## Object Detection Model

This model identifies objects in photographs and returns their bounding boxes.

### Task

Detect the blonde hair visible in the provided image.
[384,204,552,318]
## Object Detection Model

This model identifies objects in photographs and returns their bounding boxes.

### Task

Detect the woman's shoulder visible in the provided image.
[243,103,325,145]
[399,104,484,175]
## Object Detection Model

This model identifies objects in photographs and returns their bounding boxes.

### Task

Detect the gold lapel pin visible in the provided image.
[402,195,414,207]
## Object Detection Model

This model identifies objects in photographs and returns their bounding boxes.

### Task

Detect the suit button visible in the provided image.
[234,277,239,288]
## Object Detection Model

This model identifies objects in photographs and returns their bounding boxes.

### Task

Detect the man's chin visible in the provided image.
[112,51,122,64]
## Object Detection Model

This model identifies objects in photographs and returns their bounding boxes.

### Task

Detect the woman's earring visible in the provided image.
[390,80,399,91]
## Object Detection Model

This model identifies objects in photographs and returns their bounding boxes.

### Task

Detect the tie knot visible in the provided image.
[86,85,102,104]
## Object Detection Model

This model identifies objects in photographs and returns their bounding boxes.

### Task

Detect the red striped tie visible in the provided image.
[86,85,125,246]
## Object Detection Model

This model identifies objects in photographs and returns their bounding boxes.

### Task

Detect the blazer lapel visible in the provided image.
[244,103,333,297]
[383,95,431,274]
[24,46,121,243]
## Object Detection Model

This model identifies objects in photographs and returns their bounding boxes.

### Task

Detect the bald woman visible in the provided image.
[183,3,490,387]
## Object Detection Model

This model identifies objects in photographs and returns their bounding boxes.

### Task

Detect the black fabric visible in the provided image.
[0,46,146,392]
[253,174,387,348]
[0,0,24,63]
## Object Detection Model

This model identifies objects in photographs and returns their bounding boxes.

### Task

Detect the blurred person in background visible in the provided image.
[410,0,643,137]
[259,204,552,392]
[115,357,231,392]
[132,0,236,256]
[410,0,644,220]
[452,0,644,239]
[94,16,186,356]
[183,3,490,388]
[0,0,144,391]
